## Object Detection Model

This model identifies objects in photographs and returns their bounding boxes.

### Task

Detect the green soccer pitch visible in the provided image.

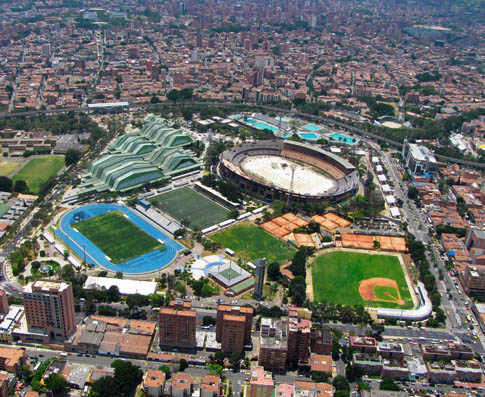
[13,155,64,193]
[210,222,296,263]
[150,187,230,230]
[74,211,164,264]
[312,251,413,309]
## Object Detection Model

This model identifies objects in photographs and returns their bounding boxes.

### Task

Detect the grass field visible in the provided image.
[312,251,413,309]
[373,286,399,301]
[0,161,23,177]
[150,187,230,230]
[74,211,164,264]
[211,222,296,263]
[12,156,64,192]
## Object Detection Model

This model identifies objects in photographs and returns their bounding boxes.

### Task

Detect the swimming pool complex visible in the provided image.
[329,133,357,145]
[55,204,183,274]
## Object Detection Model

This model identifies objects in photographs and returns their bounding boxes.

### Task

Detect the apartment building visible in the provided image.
[159,301,196,349]
[22,280,76,341]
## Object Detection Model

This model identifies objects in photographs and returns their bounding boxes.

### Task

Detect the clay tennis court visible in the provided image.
[262,212,309,239]
[341,233,408,252]
[359,277,405,305]
[312,212,351,231]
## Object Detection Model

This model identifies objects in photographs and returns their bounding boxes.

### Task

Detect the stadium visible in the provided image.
[218,140,359,204]
[55,204,183,274]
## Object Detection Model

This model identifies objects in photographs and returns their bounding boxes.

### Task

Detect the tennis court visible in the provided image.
[150,187,230,230]
[220,267,240,281]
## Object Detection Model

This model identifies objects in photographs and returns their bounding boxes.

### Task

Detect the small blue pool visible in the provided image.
[298,132,319,140]
[330,133,357,145]
[281,133,292,139]
[244,119,256,124]
[302,124,322,132]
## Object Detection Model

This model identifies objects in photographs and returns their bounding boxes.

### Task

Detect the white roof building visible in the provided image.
[83,276,157,296]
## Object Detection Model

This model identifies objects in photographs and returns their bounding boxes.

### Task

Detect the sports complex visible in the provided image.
[218,140,359,204]
[55,203,183,274]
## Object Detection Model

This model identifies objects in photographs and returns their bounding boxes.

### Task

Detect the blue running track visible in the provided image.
[55,203,183,274]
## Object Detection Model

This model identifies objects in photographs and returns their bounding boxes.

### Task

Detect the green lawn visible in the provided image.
[74,211,164,264]
[12,156,64,192]
[312,251,413,309]
[373,285,399,301]
[211,222,296,263]
[0,161,23,177]
[150,187,230,230]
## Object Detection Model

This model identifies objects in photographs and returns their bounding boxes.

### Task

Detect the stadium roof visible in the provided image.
[85,115,201,192]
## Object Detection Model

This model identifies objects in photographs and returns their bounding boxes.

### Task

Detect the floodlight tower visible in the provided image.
[286,163,297,207]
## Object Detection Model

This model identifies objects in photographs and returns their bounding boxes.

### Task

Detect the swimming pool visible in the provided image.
[55,204,183,274]
[245,119,257,124]
[329,133,357,145]
[298,132,319,140]
[252,122,279,132]
[302,124,322,132]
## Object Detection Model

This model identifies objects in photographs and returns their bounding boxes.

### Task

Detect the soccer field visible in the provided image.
[74,211,165,264]
[12,155,64,192]
[312,251,413,309]
[211,222,296,263]
[150,187,230,230]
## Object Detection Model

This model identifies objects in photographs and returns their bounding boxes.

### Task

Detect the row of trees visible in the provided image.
[0,176,28,193]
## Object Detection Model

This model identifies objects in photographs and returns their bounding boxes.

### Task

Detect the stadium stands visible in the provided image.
[219,140,359,204]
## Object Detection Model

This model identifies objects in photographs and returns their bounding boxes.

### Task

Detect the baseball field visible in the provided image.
[311,250,413,309]
[74,210,165,264]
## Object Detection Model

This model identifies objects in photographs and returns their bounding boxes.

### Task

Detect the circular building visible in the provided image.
[219,140,359,204]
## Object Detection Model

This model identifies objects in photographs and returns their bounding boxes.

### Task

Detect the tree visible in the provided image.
[179,358,188,372]
[332,375,350,391]
[107,285,121,302]
[14,179,27,193]
[267,262,282,281]
[0,176,12,192]
[407,186,418,200]
[160,365,171,379]
[167,90,181,102]
[229,351,241,371]
[126,293,149,312]
[150,96,160,104]
[47,373,68,396]
[90,375,121,397]
[289,247,307,277]
[380,379,400,391]
[203,316,216,326]
[111,360,143,397]
[60,264,75,282]
[65,149,82,166]
[311,371,330,383]
[288,276,306,306]
[115,271,123,279]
